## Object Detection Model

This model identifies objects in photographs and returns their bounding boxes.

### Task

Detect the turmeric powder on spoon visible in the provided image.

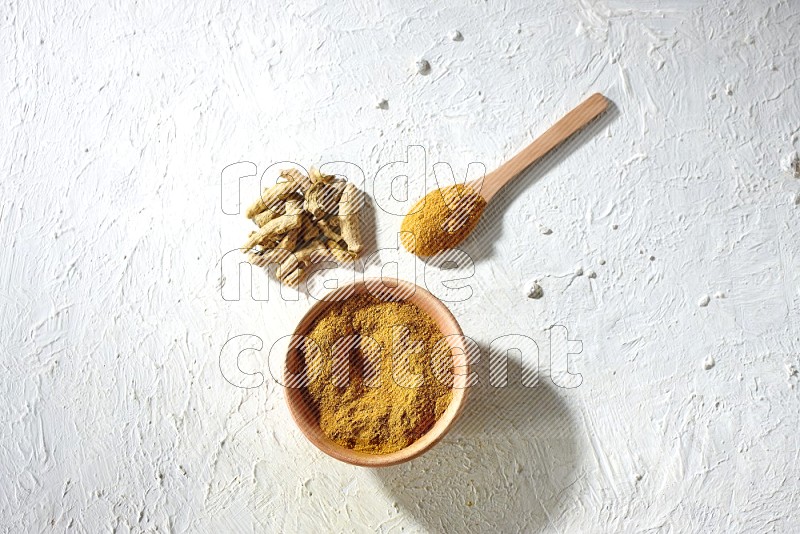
[399,184,486,256]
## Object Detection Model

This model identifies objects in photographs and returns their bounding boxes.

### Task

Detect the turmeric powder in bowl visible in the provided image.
[299,294,454,454]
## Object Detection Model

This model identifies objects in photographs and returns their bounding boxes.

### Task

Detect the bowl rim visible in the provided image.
[283,277,470,467]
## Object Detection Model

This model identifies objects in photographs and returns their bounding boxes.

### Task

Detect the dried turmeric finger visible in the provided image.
[248,228,300,268]
[248,248,285,268]
[242,213,303,250]
[337,182,362,216]
[279,252,300,278]
[305,181,345,218]
[245,181,298,219]
[284,196,305,216]
[299,215,321,241]
[339,214,362,253]
[326,239,356,264]
[337,182,363,253]
[309,166,336,184]
[278,228,301,251]
[316,219,343,242]
[280,168,313,192]
[280,265,305,287]
[253,208,280,227]
[294,243,327,264]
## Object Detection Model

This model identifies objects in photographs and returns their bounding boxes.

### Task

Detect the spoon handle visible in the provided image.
[476,93,609,202]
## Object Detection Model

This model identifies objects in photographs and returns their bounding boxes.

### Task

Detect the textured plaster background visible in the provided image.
[2,0,800,532]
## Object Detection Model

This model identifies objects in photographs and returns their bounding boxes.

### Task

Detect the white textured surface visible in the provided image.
[3,0,800,532]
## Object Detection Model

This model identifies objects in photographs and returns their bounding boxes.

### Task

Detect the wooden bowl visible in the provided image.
[284,278,470,467]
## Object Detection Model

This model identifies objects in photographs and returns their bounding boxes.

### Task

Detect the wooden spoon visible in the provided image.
[400,93,609,256]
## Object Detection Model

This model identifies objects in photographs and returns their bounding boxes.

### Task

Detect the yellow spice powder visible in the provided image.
[302,294,454,454]
[400,184,487,256]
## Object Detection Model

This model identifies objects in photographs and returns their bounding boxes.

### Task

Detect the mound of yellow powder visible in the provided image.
[302,294,454,454]
[400,184,486,256]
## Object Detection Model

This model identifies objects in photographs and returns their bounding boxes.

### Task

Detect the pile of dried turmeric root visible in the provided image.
[242,167,363,286]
